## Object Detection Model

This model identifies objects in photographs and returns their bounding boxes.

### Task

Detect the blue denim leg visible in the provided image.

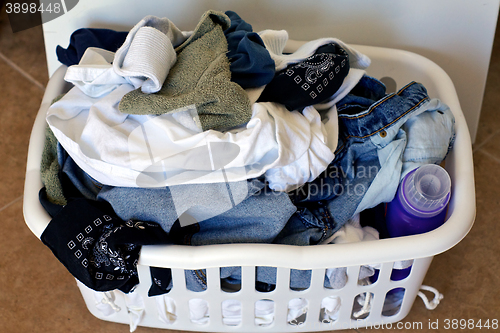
[268,201,337,291]
[273,201,337,245]
[400,100,456,177]
[288,76,435,235]
[109,179,296,246]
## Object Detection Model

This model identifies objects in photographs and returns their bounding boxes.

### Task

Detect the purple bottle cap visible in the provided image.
[400,164,451,218]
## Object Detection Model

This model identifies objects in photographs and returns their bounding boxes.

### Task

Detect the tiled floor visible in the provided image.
[1,6,500,333]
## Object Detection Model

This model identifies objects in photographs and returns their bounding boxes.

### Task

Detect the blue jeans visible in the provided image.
[284,75,455,245]
[96,180,296,245]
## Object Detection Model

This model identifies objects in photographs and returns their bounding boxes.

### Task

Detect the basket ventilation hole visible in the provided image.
[390,264,412,282]
[221,267,241,293]
[157,296,177,324]
[255,299,275,327]
[222,299,242,326]
[288,298,309,326]
[319,296,341,324]
[325,267,348,290]
[290,269,311,291]
[185,269,207,292]
[351,292,374,320]
[188,298,210,324]
[382,288,406,317]
[256,267,276,292]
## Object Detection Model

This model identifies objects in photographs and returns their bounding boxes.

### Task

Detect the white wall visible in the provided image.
[43,0,500,142]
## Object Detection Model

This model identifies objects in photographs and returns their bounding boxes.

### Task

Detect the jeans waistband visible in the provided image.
[337,81,430,139]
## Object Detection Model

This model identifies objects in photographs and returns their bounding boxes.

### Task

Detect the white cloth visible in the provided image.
[189,298,209,324]
[65,17,191,97]
[254,300,275,326]
[47,81,338,189]
[219,299,275,326]
[287,298,309,324]
[266,105,338,191]
[258,30,371,110]
[185,298,301,326]
[123,291,145,333]
[93,290,120,317]
[64,48,130,98]
[155,296,177,324]
[113,15,190,93]
[322,215,380,290]
[320,296,341,323]
[325,214,379,245]
[221,300,242,326]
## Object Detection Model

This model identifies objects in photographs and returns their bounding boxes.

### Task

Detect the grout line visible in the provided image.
[0,195,23,213]
[0,51,45,92]
[473,128,500,153]
[477,149,500,164]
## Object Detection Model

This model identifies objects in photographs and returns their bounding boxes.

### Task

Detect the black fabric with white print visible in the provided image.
[148,266,173,296]
[41,198,171,293]
[258,43,350,111]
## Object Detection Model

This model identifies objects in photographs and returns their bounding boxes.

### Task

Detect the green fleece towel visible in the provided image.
[41,125,67,206]
[118,10,252,132]
[40,94,67,206]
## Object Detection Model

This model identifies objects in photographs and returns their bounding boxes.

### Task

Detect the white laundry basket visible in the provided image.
[23,42,476,332]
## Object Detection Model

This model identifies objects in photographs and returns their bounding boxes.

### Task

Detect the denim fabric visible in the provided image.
[286,75,455,242]
[353,81,455,214]
[273,201,336,246]
[97,179,296,245]
[400,101,456,178]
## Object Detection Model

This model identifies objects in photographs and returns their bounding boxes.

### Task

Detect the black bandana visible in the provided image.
[41,198,170,293]
[258,43,350,111]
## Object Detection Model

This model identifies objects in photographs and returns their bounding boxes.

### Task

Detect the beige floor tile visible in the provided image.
[0,59,43,208]
[479,132,500,162]
[0,8,49,87]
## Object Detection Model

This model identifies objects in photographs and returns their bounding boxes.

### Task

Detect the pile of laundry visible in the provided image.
[38,9,456,330]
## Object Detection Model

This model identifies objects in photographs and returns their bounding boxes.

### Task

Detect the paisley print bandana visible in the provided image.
[258,43,350,111]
